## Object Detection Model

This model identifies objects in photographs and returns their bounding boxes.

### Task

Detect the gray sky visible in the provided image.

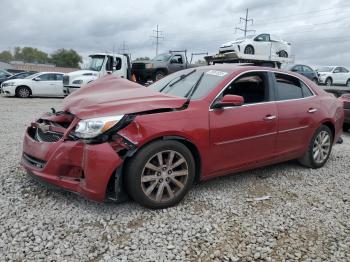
[1,0,350,67]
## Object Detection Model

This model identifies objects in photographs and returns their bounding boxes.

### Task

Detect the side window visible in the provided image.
[303,66,313,73]
[38,74,50,81]
[171,55,183,64]
[106,56,114,71]
[55,74,63,81]
[223,72,269,104]
[114,57,122,71]
[341,67,349,73]
[293,65,303,72]
[334,67,341,73]
[275,73,312,100]
[254,34,270,42]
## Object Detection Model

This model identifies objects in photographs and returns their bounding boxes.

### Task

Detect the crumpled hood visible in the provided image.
[220,39,245,48]
[63,75,186,119]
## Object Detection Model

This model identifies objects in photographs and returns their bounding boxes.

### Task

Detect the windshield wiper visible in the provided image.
[182,72,204,108]
[159,69,197,93]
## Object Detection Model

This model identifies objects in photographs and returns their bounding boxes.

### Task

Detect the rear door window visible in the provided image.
[274,73,313,100]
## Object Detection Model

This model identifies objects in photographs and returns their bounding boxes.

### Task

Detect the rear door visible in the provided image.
[209,71,278,174]
[273,72,319,157]
[52,74,64,96]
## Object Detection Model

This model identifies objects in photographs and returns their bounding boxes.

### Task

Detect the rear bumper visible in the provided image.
[21,127,124,202]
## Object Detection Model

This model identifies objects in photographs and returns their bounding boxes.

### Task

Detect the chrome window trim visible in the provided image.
[209,69,316,111]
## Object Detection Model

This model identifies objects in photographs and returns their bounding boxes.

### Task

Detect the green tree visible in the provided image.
[0,50,12,62]
[50,48,82,68]
[13,47,49,64]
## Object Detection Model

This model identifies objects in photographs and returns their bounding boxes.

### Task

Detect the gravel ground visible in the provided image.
[0,97,349,262]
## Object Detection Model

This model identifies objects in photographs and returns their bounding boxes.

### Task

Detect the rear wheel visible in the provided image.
[244,45,254,55]
[346,79,350,87]
[298,125,333,168]
[125,140,195,209]
[16,86,31,98]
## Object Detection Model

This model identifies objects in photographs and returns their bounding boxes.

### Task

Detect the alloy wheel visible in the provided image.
[18,87,30,98]
[244,46,254,55]
[141,150,189,203]
[312,131,331,164]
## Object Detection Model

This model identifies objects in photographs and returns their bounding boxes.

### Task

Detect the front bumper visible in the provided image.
[318,76,327,84]
[21,122,125,202]
[63,85,81,96]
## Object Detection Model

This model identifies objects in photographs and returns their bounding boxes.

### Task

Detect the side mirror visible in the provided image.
[213,95,244,108]
[33,77,40,81]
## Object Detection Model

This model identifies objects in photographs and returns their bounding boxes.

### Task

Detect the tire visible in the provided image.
[125,140,195,209]
[325,78,332,87]
[153,71,166,82]
[343,123,350,132]
[346,79,350,88]
[244,45,254,55]
[312,78,319,85]
[16,86,31,98]
[279,50,288,58]
[298,125,333,168]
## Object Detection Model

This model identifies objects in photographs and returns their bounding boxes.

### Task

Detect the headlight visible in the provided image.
[72,80,83,85]
[2,82,15,87]
[221,44,233,48]
[74,115,124,139]
[145,63,153,69]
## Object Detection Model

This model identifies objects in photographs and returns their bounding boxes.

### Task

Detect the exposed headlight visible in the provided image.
[2,82,15,87]
[72,80,83,85]
[74,115,124,139]
[221,44,233,48]
[145,63,153,69]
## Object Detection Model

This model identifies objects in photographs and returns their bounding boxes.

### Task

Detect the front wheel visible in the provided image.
[325,78,332,87]
[298,125,333,168]
[153,71,166,82]
[346,79,350,88]
[244,45,254,55]
[125,140,195,209]
[16,86,31,98]
[279,50,288,58]
[312,78,319,85]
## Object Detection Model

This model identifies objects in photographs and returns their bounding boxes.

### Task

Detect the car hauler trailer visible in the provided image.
[204,51,294,68]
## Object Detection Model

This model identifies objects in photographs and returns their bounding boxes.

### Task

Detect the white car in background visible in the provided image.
[219,33,291,58]
[1,72,64,98]
[317,66,350,87]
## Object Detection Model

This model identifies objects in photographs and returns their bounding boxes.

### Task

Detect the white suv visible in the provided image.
[317,66,350,87]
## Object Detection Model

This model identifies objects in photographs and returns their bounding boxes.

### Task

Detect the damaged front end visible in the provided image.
[21,110,137,203]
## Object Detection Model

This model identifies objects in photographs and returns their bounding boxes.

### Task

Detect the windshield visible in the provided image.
[0,70,9,77]
[150,68,229,100]
[318,66,334,72]
[26,72,41,79]
[88,55,105,71]
[152,54,172,62]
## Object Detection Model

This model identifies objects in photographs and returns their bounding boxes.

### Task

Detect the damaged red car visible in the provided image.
[21,65,344,209]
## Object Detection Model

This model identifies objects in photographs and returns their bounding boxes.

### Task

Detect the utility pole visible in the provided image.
[235,9,255,36]
[120,41,129,54]
[151,25,164,56]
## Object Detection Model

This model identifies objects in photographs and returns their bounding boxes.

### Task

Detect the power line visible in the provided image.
[235,9,255,36]
[150,25,164,56]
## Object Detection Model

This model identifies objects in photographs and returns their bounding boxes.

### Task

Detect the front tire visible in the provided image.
[325,78,332,87]
[298,125,333,168]
[279,50,288,58]
[346,79,350,88]
[153,71,166,82]
[244,45,254,55]
[16,86,31,98]
[312,78,319,85]
[125,140,195,209]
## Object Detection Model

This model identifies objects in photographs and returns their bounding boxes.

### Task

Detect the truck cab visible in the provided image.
[131,52,197,84]
[63,53,130,95]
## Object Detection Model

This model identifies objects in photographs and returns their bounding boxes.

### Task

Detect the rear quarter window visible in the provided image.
[274,73,313,100]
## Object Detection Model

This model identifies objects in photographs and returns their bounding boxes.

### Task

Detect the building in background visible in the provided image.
[0,60,77,74]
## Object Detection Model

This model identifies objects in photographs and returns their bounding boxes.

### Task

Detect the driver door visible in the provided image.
[168,55,185,73]
[253,34,272,57]
[209,71,277,175]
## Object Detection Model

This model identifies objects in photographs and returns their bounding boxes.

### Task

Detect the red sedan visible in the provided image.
[21,65,344,209]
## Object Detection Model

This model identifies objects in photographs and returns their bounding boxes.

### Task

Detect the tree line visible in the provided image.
[0,47,82,68]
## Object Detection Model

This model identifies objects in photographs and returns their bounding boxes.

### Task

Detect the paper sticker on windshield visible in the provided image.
[206,70,228,77]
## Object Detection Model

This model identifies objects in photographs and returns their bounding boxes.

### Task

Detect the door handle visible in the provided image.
[264,115,277,121]
[308,108,318,113]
